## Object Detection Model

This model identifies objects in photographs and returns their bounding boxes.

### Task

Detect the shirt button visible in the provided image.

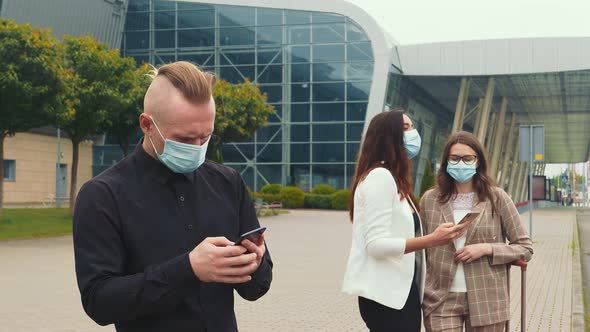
[179,196,185,202]
[186,224,193,231]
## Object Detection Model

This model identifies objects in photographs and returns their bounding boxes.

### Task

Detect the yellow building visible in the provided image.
[3,129,93,207]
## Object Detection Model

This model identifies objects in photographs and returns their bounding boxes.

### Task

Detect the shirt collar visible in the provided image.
[132,138,196,184]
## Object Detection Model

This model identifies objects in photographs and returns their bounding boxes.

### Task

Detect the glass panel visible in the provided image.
[267,105,281,123]
[125,31,149,49]
[258,165,283,186]
[312,102,344,122]
[313,124,344,142]
[242,167,255,191]
[257,65,282,84]
[312,164,345,189]
[125,12,149,31]
[128,0,149,12]
[256,125,281,142]
[155,30,175,48]
[258,49,282,65]
[220,66,255,83]
[313,44,345,62]
[285,10,310,24]
[291,64,310,82]
[313,83,344,102]
[313,63,344,82]
[257,26,283,45]
[218,6,255,26]
[178,10,215,28]
[129,54,149,66]
[178,53,214,66]
[154,0,175,11]
[347,21,369,41]
[259,85,282,103]
[313,143,344,162]
[288,26,310,44]
[220,27,255,46]
[232,144,255,159]
[291,103,310,122]
[290,164,311,191]
[346,123,363,141]
[221,144,247,163]
[290,124,310,142]
[346,164,356,187]
[258,8,283,25]
[292,83,310,102]
[347,63,373,81]
[257,143,282,162]
[290,45,311,63]
[154,54,175,64]
[178,29,214,47]
[312,23,345,43]
[346,143,360,162]
[221,51,255,65]
[155,11,175,29]
[291,144,310,162]
[178,2,213,10]
[312,13,345,23]
[347,42,373,61]
[347,82,370,101]
[347,102,367,121]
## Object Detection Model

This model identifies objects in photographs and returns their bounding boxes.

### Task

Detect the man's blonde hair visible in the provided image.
[152,61,216,104]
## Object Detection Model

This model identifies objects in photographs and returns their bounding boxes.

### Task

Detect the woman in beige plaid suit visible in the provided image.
[420,131,533,332]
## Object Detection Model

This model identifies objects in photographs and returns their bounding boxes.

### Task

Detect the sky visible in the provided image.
[344,0,590,45]
[344,0,589,178]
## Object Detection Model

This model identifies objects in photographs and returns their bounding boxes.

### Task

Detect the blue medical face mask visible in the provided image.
[147,116,209,174]
[403,129,421,159]
[446,161,477,183]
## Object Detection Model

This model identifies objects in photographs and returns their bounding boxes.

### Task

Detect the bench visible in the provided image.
[254,199,282,216]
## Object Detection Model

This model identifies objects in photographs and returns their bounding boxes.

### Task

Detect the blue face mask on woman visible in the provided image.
[446,161,477,183]
[148,116,209,174]
[403,129,422,159]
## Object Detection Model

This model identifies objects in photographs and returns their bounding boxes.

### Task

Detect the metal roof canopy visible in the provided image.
[408,70,590,163]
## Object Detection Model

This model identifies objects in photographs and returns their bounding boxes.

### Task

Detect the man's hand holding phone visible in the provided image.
[188,227,267,284]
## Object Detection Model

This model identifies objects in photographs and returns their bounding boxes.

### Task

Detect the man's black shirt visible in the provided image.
[73,143,272,332]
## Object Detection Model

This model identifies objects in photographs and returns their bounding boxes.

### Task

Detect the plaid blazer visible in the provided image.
[419,187,533,327]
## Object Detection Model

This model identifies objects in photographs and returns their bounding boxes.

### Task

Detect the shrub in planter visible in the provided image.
[279,186,305,208]
[331,190,351,210]
[311,184,337,195]
[260,183,282,195]
[304,194,332,209]
[257,193,281,203]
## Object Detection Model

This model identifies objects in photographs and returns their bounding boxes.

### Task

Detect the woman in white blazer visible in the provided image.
[342,109,470,332]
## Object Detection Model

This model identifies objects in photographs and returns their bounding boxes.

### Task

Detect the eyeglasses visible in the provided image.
[448,154,477,165]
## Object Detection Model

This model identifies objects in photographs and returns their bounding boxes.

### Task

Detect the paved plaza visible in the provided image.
[0,209,583,331]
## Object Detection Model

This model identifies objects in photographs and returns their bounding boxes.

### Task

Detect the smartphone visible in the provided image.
[457,212,480,225]
[238,226,266,244]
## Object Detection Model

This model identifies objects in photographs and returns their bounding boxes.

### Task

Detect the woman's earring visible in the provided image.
[380,160,385,165]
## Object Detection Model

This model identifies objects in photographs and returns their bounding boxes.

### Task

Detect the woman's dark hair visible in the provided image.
[436,131,497,214]
[349,108,418,221]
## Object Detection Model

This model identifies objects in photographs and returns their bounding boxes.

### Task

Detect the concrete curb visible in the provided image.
[573,210,588,332]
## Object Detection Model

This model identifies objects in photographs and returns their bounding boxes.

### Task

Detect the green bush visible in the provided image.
[311,184,337,195]
[331,190,351,210]
[279,186,305,208]
[260,183,282,195]
[304,194,333,209]
[246,186,255,200]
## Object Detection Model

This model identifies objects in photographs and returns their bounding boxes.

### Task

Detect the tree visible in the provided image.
[104,63,153,156]
[56,35,137,214]
[208,79,275,163]
[0,19,63,217]
[419,160,435,198]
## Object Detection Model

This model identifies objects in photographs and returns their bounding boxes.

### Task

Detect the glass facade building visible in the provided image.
[119,0,374,191]
[87,0,454,193]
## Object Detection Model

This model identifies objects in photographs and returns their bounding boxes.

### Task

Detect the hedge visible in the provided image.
[260,183,282,195]
[331,190,351,210]
[304,194,333,209]
[279,186,305,208]
[311,184,337,195]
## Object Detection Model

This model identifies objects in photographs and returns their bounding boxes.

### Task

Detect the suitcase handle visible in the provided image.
[509,259,527,271]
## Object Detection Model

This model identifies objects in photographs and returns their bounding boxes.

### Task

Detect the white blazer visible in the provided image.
[342,167,425,309]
